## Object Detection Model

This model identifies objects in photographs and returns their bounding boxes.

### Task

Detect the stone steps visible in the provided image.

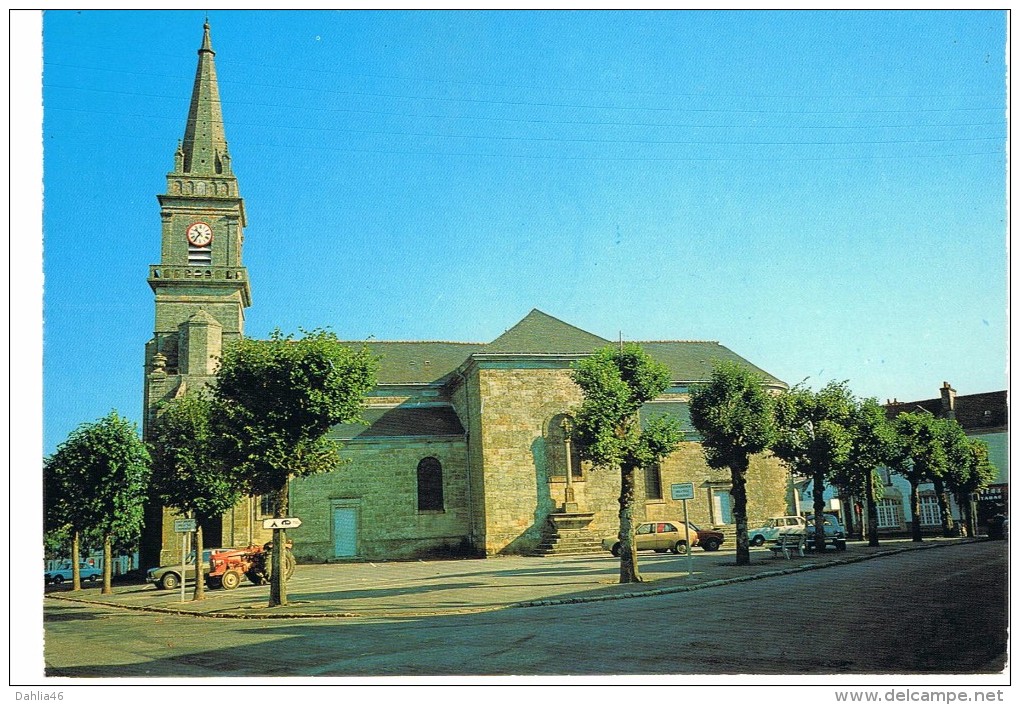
[530,532,605,557]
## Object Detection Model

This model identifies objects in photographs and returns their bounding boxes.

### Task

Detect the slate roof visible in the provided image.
[634,341,784,387]
[331,405,465,440]
[358,341,484,386]
[639,400,696,434]
[482,309,610,354]
[349,309,784,387]
[885,390,1007,432]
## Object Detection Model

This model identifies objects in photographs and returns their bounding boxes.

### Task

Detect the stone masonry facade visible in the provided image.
[141,24,792,568]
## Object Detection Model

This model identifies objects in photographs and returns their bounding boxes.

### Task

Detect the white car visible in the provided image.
[747,516,806,546]
[45,562,101,585]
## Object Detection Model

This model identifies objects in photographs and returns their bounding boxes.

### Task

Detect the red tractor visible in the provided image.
[207,541,296,590]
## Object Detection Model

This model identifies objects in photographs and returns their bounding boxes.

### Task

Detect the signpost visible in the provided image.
[262,517,302,530]
[173,519,197,602]
[671,483,696,577]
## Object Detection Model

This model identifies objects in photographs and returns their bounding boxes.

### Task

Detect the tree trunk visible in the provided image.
[71,530,82,591]
[269,483,289,606]
[101,534,113,595]
[731,460,750,566]
[968,494,979,538]
[812,468,826,552]
[843,490,856,538]
[866,469,880,547]
[617,463,642,584]
[932,477,956,537]
[192,521,205,601]
[909,480,922,542]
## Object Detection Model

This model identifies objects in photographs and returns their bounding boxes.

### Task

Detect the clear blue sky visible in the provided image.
[33,9,1007,454]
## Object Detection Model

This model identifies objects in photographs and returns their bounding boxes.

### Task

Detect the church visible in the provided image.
[140,23,792,568]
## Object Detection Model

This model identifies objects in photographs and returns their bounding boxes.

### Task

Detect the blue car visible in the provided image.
[45,562,102,585]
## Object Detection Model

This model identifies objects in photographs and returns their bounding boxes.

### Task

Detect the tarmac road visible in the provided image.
[41,539,1007,677]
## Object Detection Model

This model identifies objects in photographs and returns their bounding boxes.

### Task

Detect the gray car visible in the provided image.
[146,549,219,590]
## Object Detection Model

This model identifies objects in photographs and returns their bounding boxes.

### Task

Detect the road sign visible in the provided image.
[671,483,695,501]
[262,517,302,530]
[173,519,197,533]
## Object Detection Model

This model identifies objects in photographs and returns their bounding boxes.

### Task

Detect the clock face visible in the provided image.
[186,222,213,247]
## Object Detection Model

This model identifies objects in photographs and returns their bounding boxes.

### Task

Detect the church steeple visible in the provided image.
[180,20,229,176]
[144,19,252,568]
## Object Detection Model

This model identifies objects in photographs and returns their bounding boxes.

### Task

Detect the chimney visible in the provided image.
[940,381,957,420]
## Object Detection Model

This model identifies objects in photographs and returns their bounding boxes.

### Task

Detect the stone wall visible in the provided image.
[288,437,470,562]
[647,443,791,528]
[472,365,591,554]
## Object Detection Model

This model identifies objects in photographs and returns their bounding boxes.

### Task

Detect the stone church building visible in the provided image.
[140,24,791,568]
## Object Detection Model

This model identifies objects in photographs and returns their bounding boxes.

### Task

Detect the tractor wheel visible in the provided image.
[221,569,242,590]
[245,570,266,585]
[206,577,222,590]
[159,572,179,591]
[284,551,296,581]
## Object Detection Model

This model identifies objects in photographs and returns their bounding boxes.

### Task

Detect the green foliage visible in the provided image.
[149,393,241,520]
[891,411,948,484]
[210,329,378,500]
[689,361,777,564]
[943,427,997,496]
[43,411,151,543]
[963,438,998,492]
[831,397,897,499]
[571,344,682,471]
[773,381,855,550]
[570,344,683,583]
[688,360,777,470]
[772,381,855,477]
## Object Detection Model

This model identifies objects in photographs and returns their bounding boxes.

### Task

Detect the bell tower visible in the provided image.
[141,21,251,567]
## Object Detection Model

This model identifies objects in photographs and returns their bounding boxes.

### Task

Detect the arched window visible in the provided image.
[417,457,444,512]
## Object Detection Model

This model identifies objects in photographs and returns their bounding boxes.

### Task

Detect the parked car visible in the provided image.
[747,515,807,546]
[804,513,847,551]
[687,522,724,551]
[146,549,218,590]
[45,561,102,585]
[602,521,700,557]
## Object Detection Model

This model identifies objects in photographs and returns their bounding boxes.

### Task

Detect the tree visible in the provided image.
[948,438,998,537]
[210,329,377,606]
[149,393,242,601]
[837,397,896,547]
[891,411,947,542]
[689,360,777,566]
[43,412,151,594]
[571,344,684,583]
[773,382,854,552]
[931,418,972,537]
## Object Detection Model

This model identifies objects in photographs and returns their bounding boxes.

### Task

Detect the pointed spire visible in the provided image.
[179,20,227,176]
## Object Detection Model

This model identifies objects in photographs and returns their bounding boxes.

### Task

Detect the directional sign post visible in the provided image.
[173,519,197,602]
[262,517,302,530]
[671,483,696,577]
[174,519,197,533]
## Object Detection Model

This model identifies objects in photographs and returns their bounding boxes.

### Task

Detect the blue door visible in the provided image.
[713,489,733,524]
[332,506,358,558]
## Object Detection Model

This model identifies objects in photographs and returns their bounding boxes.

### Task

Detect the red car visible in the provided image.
[687,523,724,551]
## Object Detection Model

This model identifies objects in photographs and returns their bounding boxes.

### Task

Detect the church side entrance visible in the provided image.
[331,501,360,558]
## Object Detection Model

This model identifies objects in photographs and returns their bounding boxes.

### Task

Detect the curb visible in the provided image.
[507,539,968,609]
[46,538,982,620]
